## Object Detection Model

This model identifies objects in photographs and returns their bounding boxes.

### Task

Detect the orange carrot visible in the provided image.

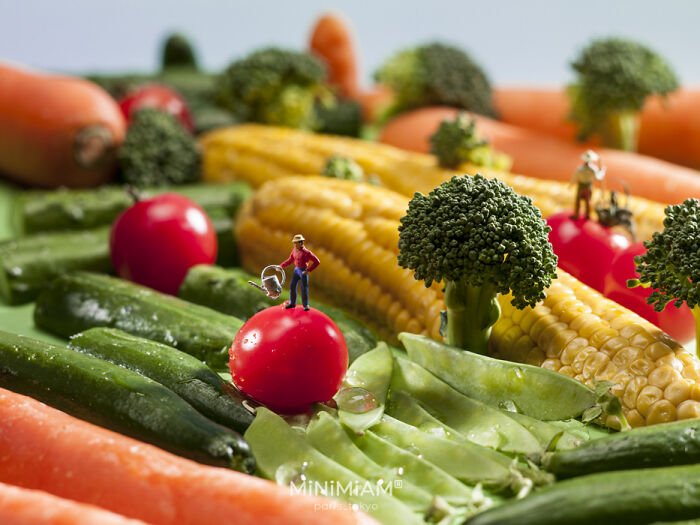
[0,63,126,188]
[0,388,377,525]
[379,106,700,204]
[309,13,360,98]
[494,87,700,169]
[0,481,149,525]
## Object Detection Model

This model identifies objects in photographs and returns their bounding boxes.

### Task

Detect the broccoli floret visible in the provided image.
[398,174,557,353]
[374,43,496,119]
[568,37,678,151]
[316,98,363,137]
[161,33,199,70]
[322,156,364,181]
[118,108,200,187]
[216,47,332,130]
[430,113,512,171]
[628,198,700,348]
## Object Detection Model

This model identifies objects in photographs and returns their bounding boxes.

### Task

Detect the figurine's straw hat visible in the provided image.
[581,149,599,163]
[292,234,305,243]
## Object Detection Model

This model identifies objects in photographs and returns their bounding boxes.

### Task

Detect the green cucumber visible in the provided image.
[0,330,254,473]
[34,272,243,369]
[466,463,700,525]
[68,328,255,433]
[178,265,378,362]
[14,182,250,235]
[0,227,112,305]
[542,418,700,478]
[399,333,597,420]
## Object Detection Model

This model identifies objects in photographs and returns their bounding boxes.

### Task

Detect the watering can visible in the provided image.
[248,265,286,299]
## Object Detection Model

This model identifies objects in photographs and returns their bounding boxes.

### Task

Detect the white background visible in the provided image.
[1,0,698,87]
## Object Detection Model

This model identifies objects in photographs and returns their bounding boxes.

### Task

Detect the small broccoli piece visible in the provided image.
[216,47,332,130]
[322,156,364,181]
[161,33,199,70]
[629,198,700,348]
[430,113,512,171]
[568,38,678,151]
[374,43,496,119]
[398,174,557,353]
[118,108,200,187]
[316,98,363,137]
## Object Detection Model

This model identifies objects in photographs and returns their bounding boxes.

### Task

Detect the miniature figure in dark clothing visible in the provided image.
[280,234,320,311]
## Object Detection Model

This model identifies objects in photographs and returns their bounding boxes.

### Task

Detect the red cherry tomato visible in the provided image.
[547,211,631,292]
[603,242,696,344]
[118,84,194,132]
[110,193,217,294]
[229,305,348,412]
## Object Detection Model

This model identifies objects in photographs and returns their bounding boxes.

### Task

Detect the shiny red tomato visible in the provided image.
[603,242,696,344]
[119,84,194,132]
[547,211,631,292]
[229,306,348,412]
[110,193,217,294]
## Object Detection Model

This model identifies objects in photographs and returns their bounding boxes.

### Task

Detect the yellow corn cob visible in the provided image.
[236,175,700,426]
[203,124,666,240]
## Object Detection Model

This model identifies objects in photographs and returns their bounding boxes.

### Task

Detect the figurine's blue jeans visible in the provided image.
[289,267,309,307]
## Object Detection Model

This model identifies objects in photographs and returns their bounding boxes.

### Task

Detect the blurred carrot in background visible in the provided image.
[309,12,360,98]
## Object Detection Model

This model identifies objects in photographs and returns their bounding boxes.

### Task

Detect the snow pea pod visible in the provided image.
[391,357,541,455]
[336,343,392,433]
[306,412,434,512]
[400,333,596,420]
[245,407,423,525]
[371,415,512,485]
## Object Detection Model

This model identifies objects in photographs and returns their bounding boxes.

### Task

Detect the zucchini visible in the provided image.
[466,463,700,525]
[0,227,112,305]
[0,330,255,473]
[69,327,255,433]
[178,265,378,361]
[34,272,243,369]
[14,182,250,235]
[542,418,700,478]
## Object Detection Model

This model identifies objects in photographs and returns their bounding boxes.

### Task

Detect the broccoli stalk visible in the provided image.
[568,38,678,152]
[322,156,364,181]
[374,43,496,120]
[118,108,200,187]
[216,47,333,130]
[398,175,558,354]
[628,198,700,349]
[430,113,512,171]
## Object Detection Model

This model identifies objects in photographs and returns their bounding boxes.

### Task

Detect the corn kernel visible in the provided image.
[644,341,674,361]
[646,399,676,425]
[664,379,692,406]
[560,337,589,366]
[625,409,645,428]
[648,365,682,389]
[677,400,700,420]
[637,385,664,417]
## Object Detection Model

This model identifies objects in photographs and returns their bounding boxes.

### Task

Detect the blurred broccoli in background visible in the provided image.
[568,37,679,152]
[118,108,200,187]
[430,113,512,171]
[374,42,496,120]
[316,98,363,137]
[161,32,199,70]
[216,47,333,130]
[322,156,364,181]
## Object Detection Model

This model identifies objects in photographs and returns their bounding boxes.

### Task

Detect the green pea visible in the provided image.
[399,333,596,420]
[244,408,423,525]
[391,357,541,455]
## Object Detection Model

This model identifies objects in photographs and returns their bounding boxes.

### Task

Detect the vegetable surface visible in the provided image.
[0,331,254,472]
[0,63,126,188]
[0,388,376,525]
[119,84,194,132]
[161,32,199,70]
[377,106,700,205]
[0,227,111,305]
[34,272,242,369]
[309,12,360,98]
[229,305,348,411]
[397,174,557,354]
[118,108,200,186]
[69,327,255,433]
[110,193,217,294]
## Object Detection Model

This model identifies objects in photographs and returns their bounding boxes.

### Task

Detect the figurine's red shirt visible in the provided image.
[280,247,320,272]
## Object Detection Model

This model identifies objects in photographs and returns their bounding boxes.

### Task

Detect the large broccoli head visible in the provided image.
[398,174,557,309]
[375,43,496,118]
[216,47,331,129]
[568,37,678,149]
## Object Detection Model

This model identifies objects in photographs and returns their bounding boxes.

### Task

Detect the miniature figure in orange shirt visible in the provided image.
[280,234,320,311]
